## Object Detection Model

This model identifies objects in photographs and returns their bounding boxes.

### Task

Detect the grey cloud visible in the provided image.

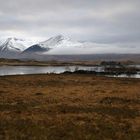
[0,0,140,53]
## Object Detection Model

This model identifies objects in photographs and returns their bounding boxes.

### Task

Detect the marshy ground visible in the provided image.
[0,74,140,140]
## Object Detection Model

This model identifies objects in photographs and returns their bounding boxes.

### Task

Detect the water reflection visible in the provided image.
[107,73,140,78]
[0,65,140,78]
[0,66,104,76]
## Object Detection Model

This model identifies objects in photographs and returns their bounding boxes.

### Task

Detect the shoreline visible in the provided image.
[0,73,140,80]
[0,58,140,66]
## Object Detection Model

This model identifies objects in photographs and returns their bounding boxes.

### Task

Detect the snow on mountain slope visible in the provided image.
[23,35,83,54]
[39,35,82,48]
[0,35,96,58]
[0,38,35,54]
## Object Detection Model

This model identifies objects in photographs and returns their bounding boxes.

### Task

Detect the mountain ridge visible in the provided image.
[22,35,83,55]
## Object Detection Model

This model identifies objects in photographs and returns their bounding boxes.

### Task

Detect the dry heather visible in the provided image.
[0,74,140,140]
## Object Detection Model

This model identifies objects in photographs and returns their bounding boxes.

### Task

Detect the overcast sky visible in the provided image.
[0,0,140,53]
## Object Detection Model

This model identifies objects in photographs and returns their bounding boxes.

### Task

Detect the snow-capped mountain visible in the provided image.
[0,37,35,57]
[22,35,83,54]
[0,35,89,59]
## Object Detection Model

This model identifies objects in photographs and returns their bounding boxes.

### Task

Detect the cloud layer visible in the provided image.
[0,0,140,53]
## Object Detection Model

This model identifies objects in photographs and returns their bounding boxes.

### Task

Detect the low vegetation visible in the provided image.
[0,74,140,139]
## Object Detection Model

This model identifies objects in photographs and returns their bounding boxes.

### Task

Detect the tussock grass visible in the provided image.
[0,74,140,139]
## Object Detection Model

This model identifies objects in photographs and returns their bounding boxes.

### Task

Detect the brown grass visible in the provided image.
[0,74,140,139]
